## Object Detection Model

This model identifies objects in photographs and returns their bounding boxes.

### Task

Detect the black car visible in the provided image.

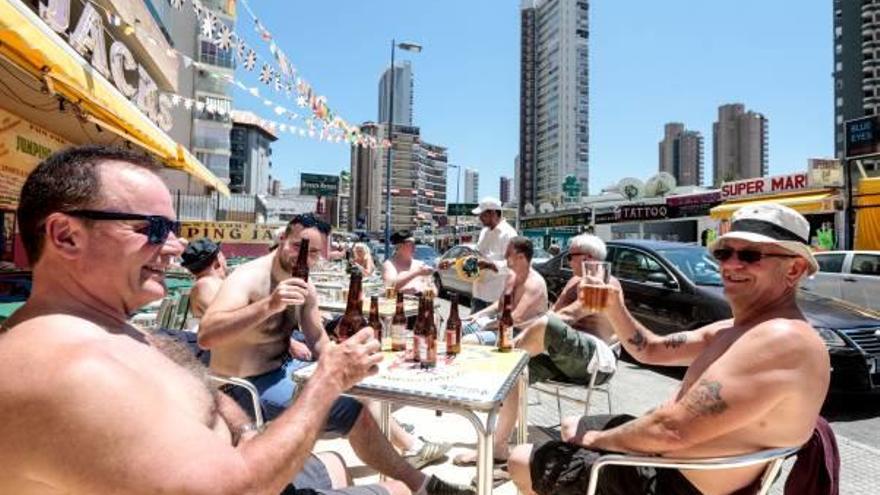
[536,239,880,393]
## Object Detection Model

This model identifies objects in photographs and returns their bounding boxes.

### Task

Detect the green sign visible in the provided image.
[301,173,340,197]
[521,212,591,230]
[447,203,479,216]
[562,175,581,197]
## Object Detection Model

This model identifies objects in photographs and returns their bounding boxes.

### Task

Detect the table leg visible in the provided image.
[517,369,528,445]
[380,401,391,482]
[477,410,497,495]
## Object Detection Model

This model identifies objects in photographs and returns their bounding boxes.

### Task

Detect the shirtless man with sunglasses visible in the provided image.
[507,203,831,495]
[0,146,399,495]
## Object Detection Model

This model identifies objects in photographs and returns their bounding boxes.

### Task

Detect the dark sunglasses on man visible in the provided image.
[64,210,181,245]
[711,247,798,264]
[566,250,591,262]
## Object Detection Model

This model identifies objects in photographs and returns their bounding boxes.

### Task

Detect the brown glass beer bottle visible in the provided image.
[497,293,514,352]
[446,293,462,356]
[421,295,437,369]
[391,293,407,352]
[336,271,367,342]
[291,238,310,282]
[368,295,382,342]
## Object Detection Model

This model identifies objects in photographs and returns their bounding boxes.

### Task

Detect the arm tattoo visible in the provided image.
[682,379,728,417]
[627,329,648,351]
[663,333,688,349]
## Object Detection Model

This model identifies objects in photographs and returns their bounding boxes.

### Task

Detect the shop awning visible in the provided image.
[0,0,229,195]
[710,191,838,220]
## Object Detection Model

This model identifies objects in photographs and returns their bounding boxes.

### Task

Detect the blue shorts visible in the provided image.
[226,358,363,435]
[283,454,389,495]
[462,320,497,345]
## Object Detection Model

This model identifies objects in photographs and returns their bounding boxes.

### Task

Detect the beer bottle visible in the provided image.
[291,238,310,282]
[336,271,367,342]
[368,295,382,342]
[446,293,462,356]
[497,293,514,352]
[421,295,437,369]
[391,293,407,352]
[405,296,420,362]
[414,296,427,364]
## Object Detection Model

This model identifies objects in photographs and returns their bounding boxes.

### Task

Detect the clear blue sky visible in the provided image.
[232,0,832,199]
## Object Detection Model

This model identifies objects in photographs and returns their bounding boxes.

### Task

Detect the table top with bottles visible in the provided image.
[292,344,529,411]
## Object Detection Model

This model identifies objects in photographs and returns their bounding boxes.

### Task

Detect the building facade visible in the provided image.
[378,60,414,126]
[349,123,447,233]
[500,175,513,204]
[659,123,704,186]
[712,103,768,186]
[464,168,480,203]
[229,110,276,195]
[519,0,590,216]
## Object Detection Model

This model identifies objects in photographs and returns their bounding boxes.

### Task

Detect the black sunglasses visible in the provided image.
[64,210,181,245]
[566,251,590,261]
[712,247,798,264]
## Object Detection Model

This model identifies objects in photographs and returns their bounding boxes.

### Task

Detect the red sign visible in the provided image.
[720,173,809,200]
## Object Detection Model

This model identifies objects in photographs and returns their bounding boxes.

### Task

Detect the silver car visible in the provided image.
[801,250,880,311]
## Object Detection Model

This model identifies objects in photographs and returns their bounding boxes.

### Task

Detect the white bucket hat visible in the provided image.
[709,203,819,275]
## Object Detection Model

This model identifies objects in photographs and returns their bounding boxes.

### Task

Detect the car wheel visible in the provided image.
[434,273,446,298]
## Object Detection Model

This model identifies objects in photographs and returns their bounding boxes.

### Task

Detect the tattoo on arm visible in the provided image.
[663,333,688,349]
[682,379,728,417]
[627,329,647,351]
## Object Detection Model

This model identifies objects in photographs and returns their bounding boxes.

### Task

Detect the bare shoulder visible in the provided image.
[527,269,548,291]
[745,318,827,359]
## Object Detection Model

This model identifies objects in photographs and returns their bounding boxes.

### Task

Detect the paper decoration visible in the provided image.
[215,24,233,51]
[169,0,183,10]
[259,64,273,84]
[244,49,257,71]
[200,11,215,38]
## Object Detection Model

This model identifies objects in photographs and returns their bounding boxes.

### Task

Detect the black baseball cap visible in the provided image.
[390,230,415,245]
[181,238,222,274]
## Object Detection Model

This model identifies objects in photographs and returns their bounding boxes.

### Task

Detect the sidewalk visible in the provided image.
[316,358,880,494]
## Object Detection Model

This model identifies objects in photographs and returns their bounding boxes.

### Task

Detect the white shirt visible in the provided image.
[473,218,517,302]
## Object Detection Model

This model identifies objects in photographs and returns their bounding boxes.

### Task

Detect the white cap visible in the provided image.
[472,197,503,215]
[709,203,818,274]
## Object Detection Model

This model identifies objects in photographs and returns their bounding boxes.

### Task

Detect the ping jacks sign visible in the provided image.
[35,0,174,131]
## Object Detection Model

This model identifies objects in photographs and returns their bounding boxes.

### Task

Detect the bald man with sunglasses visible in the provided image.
[507,204,831,495]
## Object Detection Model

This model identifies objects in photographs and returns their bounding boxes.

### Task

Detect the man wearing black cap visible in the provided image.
[180,237,228,319]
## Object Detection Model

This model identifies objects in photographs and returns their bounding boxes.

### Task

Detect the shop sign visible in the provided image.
[35,0,173,130]
[845,116,880,159]
[720,173,809,200]
[808,159,844,188]
[594,210,618,224]
[521,211,591,230]
[447,203,479,216]
[665,191,722,218]
[617,204,669,222]
[180,221,285,244]
[300,173,339,197]
[0,108,70,209]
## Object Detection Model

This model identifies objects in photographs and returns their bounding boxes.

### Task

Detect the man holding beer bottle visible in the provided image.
[200,214,465,495]
[383,230,437,295]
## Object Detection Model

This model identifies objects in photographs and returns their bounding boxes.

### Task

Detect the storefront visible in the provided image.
[0,0,228,266]
[855,177,880,250]
[593,197,719,244]
[710,171,844,250]
[521,210,592,249]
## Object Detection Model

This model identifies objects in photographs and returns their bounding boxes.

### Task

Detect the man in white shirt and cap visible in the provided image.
[470,197,518,312]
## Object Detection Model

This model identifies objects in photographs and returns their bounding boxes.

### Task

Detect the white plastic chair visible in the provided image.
[585,446,798,495]
[532,341,621,423]
[208,374,265,429]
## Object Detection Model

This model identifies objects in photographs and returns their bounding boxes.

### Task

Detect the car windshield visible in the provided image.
[414,245,439,262]
[656,247,722,286]
[532,246,550,259]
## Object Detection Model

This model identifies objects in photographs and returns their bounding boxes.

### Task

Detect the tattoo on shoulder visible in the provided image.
[682,379,728,417]
[663,333,688,349]
[627,329,647,351]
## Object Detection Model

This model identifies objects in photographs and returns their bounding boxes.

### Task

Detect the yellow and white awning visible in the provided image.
[0,0,229,194]
[710,191,839,221]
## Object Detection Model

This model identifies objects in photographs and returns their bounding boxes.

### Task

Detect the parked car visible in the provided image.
[801,251,880,311]
[531,246,552,266]
[435,244,478,298]
[536,240,880,393]
[414,244,439,269]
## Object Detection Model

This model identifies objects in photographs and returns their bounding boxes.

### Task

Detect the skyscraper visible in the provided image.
[659,123,704,186]
[349,123,447,232]
[229,111,277,195]
[519,0,589,215]
[712,104,768,185]
[378,61,414,126]
[464,168,480,203]
[500,176,513,204]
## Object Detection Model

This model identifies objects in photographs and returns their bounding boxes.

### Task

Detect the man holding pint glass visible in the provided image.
[507,204,831,495]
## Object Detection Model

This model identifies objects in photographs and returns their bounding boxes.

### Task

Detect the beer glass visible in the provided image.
[580,261,612,313]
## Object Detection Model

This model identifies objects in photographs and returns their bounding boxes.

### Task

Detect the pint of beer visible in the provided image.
[579,261,612,313]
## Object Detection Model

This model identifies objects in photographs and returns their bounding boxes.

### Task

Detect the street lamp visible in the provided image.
[384,39,422,261]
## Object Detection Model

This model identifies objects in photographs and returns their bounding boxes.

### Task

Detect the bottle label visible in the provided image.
[404,330,415,361]
[392,323,406,347]
[416,335,427,362]
[446,329,457,347]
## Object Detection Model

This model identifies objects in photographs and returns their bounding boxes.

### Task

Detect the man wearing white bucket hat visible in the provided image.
[508,203,831,495]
